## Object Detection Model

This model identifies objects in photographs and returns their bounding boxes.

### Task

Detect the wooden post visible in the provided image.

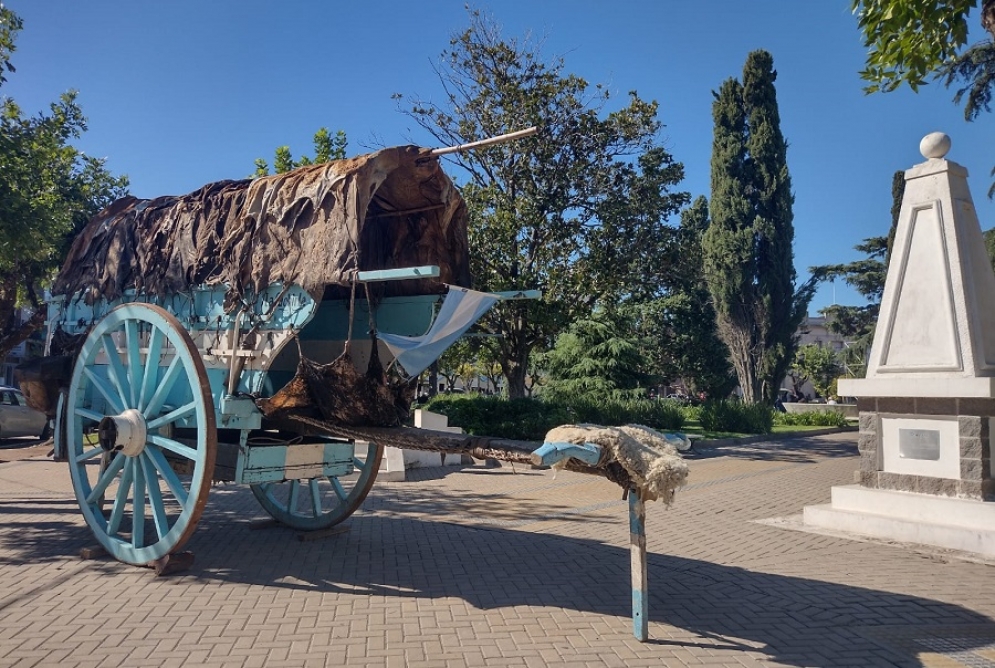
[629,487,648,641]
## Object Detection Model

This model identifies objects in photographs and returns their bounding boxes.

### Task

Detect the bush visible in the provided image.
[560,396,684,432]
[679,402,702,425]
[773,409,849,428]
[422,394,571,441]
[421,393,684,441]
[698,400,773,434]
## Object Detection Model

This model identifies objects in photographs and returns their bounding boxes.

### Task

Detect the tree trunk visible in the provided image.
[428,361,439,398]
[505,360,529,400]
[498,316,533,400]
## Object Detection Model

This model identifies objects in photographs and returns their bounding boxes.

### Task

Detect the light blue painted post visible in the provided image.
[629,487,648,641]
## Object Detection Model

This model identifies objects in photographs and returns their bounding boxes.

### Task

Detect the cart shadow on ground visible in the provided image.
[0,501,96,568]
[3,499,993,666]
[185,484,993,667]
[2,459,992,667]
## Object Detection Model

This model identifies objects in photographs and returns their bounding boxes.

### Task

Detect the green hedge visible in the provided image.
[773,409,850,428]
[695,400,774,434]
[420,394,684,441]
[558,397,684,432]
[420,395,854,438]
[420,395,569,441]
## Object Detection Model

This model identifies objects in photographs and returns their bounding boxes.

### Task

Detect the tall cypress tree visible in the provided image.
[703,50,815,404]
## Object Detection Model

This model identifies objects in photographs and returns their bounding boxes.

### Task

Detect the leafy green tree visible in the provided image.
[0,7,128,360]
[853,0,992,93]
[539,309,651,401]
[456,360,478,394]
[434,337,470,392]
[645,196,736,399]
[253,127,347,176]
[397,9,688,398]
[791,344,842,400]
[0,5,17,86]
[703,50,816,405]
[854,0,995,195]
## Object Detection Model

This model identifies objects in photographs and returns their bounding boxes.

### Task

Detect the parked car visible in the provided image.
[0,386,50,439]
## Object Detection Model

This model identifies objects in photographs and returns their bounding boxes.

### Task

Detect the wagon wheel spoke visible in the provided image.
[146,401,198,431]
[85,453,126,505]
[308,479,322,517]
[140,453,170,540]
[67,303,216,566]
[75,444,106,464]
[288,480,301,511]
[106,457,135,535]
[82,367,124,415]
[142,355,183,420]
[144,446,189,506]
[138,327,165,411]
[100,333,131,409]
[75,406,108,424]
[148,434,199,462]
[330,476,347,502]
[132,456,147,548]
[124,319,143,407]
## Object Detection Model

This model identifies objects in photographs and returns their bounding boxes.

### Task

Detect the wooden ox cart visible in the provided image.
[20,135,687,641]
[21,143,525,565]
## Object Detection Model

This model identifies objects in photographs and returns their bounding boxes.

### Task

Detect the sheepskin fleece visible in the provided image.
[544,423,689,505]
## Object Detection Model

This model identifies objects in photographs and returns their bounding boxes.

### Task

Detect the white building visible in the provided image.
[779,313,850,402]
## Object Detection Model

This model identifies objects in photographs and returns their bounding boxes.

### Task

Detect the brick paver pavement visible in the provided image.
[1,431,994,667]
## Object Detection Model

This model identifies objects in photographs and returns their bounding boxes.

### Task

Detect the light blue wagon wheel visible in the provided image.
[67,303,216,565]
[250,440,383,531]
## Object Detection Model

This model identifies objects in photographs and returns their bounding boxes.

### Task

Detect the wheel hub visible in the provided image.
[97,409,148,457]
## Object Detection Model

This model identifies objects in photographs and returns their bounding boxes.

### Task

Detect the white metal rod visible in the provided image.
[430,127,538,156]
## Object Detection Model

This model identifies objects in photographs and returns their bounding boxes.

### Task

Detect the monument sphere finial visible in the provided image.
[920,132,951,159]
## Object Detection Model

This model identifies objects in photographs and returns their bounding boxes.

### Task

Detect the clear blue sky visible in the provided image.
[4,1,993,313]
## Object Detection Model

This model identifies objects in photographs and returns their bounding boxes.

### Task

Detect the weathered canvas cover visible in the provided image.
[52,146,470,303]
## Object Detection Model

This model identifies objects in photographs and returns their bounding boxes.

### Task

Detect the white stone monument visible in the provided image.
[804,133,995,556]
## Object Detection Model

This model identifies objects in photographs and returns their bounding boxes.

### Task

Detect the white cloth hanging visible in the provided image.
[378,286,500,378]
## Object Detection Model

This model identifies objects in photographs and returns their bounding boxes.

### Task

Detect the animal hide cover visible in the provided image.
[52,146,470,302]
[543,424,689,505]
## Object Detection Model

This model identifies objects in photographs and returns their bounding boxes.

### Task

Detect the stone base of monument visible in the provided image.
[804,485,995,557]
[803,394,995,558]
